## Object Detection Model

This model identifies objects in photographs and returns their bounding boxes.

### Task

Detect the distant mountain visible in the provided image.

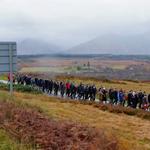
[18,39,62,55]
[66,33,150,55]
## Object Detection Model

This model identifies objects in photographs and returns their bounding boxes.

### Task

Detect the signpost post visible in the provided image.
[0,42,17,95]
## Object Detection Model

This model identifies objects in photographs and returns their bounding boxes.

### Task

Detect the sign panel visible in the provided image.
[0,57,17,64]
[0,42,17,95]
[0,44,16,50]
[0,64,17,72]
[0,50,17,56]
[0,42,17,73]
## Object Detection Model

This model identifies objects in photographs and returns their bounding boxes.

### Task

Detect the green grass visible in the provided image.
[0,83,42,94]
[0,130,26,150]
[0,74,7,81]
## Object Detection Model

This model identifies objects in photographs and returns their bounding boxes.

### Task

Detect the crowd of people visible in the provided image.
[15,74,150,111]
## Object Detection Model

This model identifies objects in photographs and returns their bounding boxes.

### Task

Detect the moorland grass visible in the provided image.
[56,75,150,93]
[0,129,27,150]
[0,83,42,94]
[0,91,150,150]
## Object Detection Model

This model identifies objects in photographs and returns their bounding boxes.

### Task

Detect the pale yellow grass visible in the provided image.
[6,92,149,150]
[20,67,64,73]
[56,76,150,93]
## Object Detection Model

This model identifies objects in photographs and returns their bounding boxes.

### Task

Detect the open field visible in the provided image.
[0,54,149,149]
[20,67,65,73]
[18,55,150,81]
[0,90,150,150]
[56,75,150,93]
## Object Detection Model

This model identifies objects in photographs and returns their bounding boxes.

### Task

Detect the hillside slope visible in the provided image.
[67,33,150,55]
[0,91,150,150]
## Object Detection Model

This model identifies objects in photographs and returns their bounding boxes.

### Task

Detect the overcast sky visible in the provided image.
[0,0,150,49]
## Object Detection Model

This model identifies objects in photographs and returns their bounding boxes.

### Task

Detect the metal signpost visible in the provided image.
[0,42,17,95]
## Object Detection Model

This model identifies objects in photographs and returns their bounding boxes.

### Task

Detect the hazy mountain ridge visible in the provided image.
[67,33,150,55]
[17,33,150,55]
[18,39,62,55]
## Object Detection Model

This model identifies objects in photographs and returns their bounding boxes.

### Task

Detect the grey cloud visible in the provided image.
[0,0,150,53]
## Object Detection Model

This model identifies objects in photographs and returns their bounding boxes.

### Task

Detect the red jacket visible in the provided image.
[66,83,70,89]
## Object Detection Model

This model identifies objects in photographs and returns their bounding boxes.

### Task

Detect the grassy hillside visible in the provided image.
[0,130,27,150]
[56,75,150,93]
[0,91,150,150]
